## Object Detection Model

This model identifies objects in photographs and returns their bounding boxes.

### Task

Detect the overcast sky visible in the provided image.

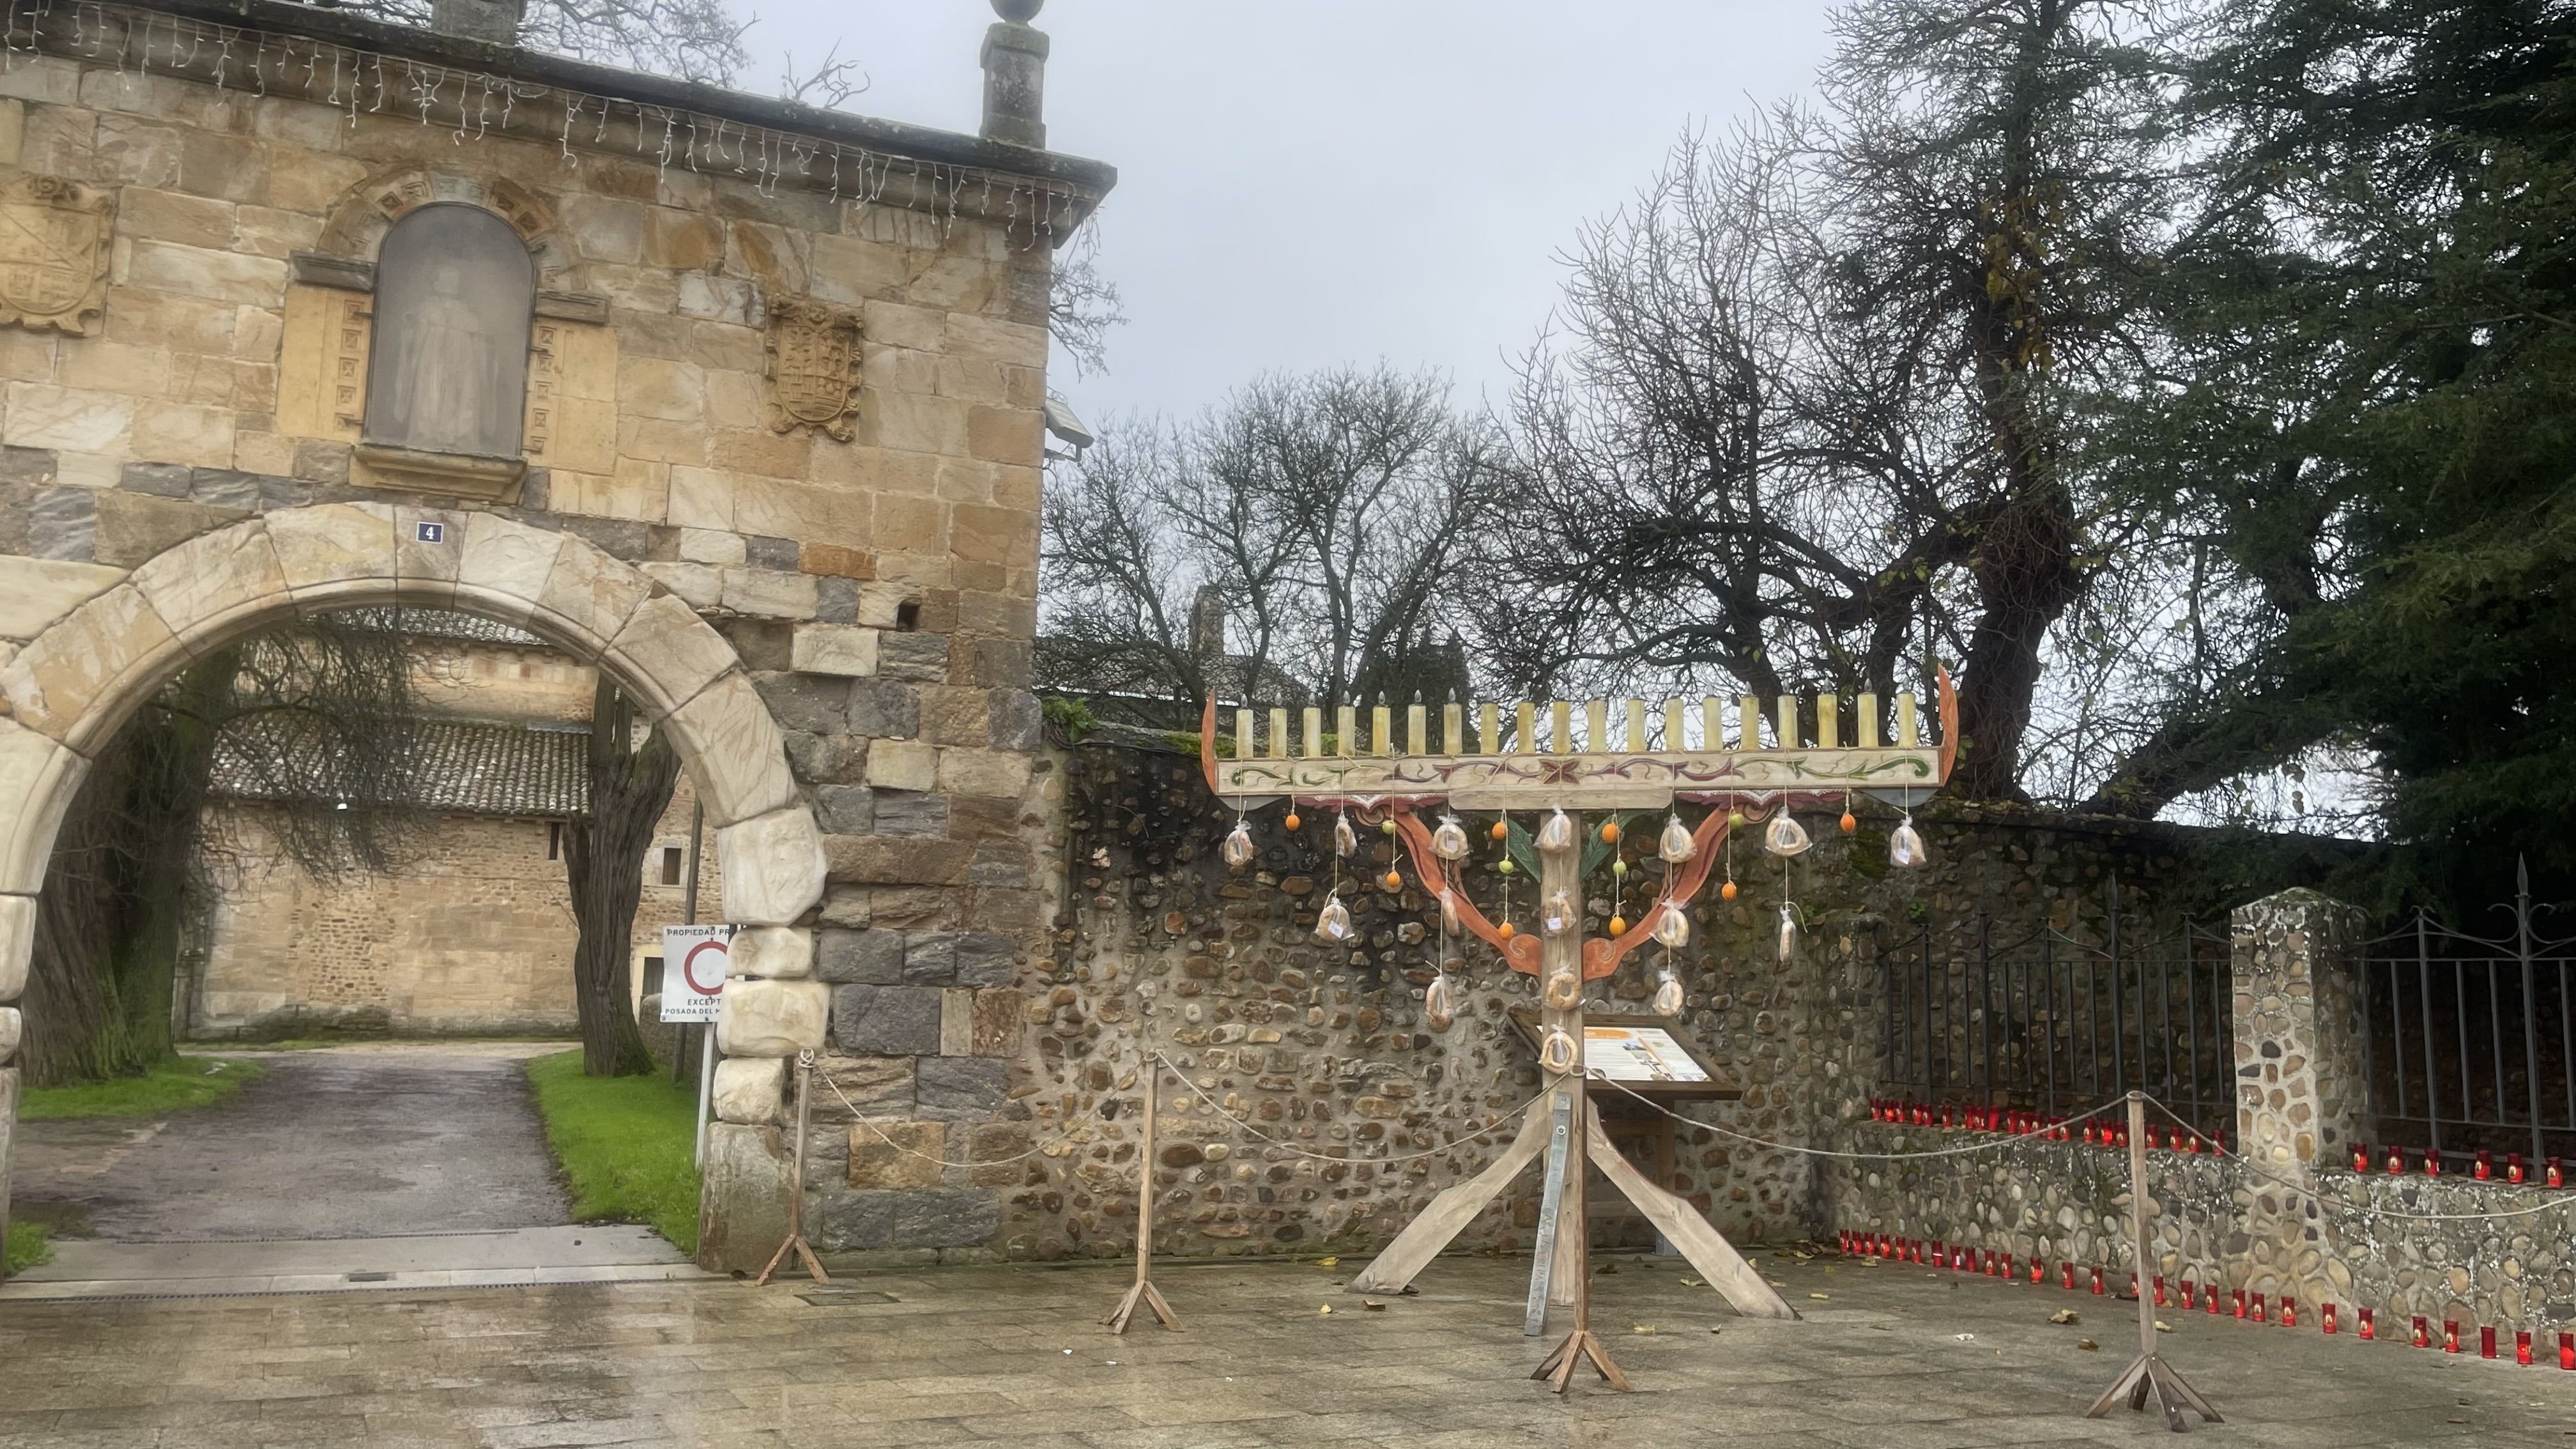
[749,1,1837,425]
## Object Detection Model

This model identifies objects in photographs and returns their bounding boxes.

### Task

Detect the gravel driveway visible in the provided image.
[9,1042,572,1240]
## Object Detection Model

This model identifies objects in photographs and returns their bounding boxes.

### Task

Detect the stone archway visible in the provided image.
[0,503,831,1271]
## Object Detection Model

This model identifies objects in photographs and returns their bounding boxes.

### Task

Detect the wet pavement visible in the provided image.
[10,1043,571,1241]
[1,1248,2568,1448]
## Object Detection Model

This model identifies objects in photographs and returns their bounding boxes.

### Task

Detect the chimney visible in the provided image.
[1189,586,1227,661]
[431,0,524,45]
[981,0,1049,148]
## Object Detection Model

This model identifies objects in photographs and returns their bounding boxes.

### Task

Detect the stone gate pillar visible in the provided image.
[2230,887,2369,1309]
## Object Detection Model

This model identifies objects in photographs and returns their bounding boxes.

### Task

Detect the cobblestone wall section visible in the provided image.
[778,738,2205,1267]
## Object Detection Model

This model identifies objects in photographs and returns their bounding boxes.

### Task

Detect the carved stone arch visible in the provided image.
[0,507,834,1274]
[316,168,576,289]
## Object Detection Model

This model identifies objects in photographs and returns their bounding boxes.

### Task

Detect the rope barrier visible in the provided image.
[1593,1075,2133,1162]
[2137,1094,2576,1225]
[1152,1051,1558,1166]
[819,1052,1554,1172]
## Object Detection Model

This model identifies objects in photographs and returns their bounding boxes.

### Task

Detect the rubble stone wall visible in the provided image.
[1825,892,2576,1334]
[790,735,2207,1267]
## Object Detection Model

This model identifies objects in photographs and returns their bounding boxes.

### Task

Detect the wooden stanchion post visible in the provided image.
[754,1049,831,1287]
[2085,1092,2218,1431]
[1108,1059,1179,1333]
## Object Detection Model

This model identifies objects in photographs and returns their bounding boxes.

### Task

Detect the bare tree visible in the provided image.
[22,617,423,1086]
[1041,366,1496,717]
[777,41,869,111]
[298,0,753,91]
[561,676,679,1077]
[1488,1,2214,802]
[1047,222,1126,381]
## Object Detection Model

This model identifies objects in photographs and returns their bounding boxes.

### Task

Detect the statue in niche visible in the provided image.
[364,203,533,459]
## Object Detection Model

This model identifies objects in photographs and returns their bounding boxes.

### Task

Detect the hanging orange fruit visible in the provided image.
[1721,880,1739,901]
[1284,812,1301,832]
[1608,914,1627,937]
[1383,869,1402,891]
[1497,921,1516,941]
[1840,811,1857,834]
[1489,820,1508,841]
[1600,821,1621,845]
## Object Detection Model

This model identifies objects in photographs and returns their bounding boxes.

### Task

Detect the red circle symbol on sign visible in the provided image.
[681,939,729,996]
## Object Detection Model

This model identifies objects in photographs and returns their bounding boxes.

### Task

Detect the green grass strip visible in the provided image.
[4,1220,51,1276]
[523,1048,702,1256]
[18,1056,265,1121]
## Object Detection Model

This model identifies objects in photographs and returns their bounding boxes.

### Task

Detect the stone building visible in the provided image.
[0,0,1110,1269]
[181,610,720,1039]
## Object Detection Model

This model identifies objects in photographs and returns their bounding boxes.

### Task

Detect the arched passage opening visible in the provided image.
[0,503,830,1277]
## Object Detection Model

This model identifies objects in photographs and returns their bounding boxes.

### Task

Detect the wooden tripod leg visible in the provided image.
[2150,1358,2220,1426]
[1580,1100,1793,1320]
[1351,1098,1554,1293]
[1531,1331,1631,1395]
[1107,1065,1180,1334]
[2083,1356,2151,1419]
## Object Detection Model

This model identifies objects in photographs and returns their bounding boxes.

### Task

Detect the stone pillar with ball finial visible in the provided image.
[981,0,1050,148]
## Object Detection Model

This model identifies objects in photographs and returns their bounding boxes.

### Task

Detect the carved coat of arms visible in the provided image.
[765,296,863,442]
[0,174,114,335]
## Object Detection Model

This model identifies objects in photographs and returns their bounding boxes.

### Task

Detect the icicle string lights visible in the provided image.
[0,0,1092,250]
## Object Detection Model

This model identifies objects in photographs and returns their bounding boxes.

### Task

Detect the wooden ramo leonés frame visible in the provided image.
[1192,676,1959,1392]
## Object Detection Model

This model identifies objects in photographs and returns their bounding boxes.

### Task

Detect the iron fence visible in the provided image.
[1878,877,2235,1137]
[2358,863,2576,1162]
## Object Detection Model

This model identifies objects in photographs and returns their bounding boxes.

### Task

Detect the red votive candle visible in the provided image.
[2092,1267,2105,1296]
[2281,1297,2296,1328]
[2559,1331,2573,1369]
[2153,1275,2166,1307]
[2352,1144,2371,1173]
[2251,1293,2267,1324]
[2444,1320,2460,1353]
[2186,1133,2202,1154]
[2179,1279,2196,1310]
[2322,1302,2338,1335]
[2387,1145,2406,1175]
[2480,1325,2496,1359]
[1932,1239,1946,1267]
[2358,1307,2374,1340]
[2128,1272,2140,1300]
[2547,1157,2564,1188]
[2517,1330,2533,1365]
[2474,1149,2492,1181]
[2426,1148,2443,1178]
[2508,1152,2525,1184]
[2232,1289,2246,1319]
[2029,1257,2043,1284]
[2411,1315,2429,1348]
[2062,1261,2076,1289]
[2082,1122,2097,1144]
[2205,1285,2220,1315]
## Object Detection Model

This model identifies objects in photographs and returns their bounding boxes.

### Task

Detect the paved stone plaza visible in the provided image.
[1,1250,2568,1448]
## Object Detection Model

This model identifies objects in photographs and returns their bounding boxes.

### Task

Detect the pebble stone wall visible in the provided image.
[1827,892,2576,1335]
[786,734,2209,1268]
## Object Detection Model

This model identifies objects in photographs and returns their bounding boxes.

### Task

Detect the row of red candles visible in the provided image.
[1868,1100,2222,1151]
[1837,1228,2576,1368]
[1867,1101,2570,1184]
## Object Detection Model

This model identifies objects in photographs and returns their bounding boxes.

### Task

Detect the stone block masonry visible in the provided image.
[0,0,1111,1276]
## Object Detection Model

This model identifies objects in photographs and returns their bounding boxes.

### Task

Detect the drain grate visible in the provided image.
[345,1271,395,1283]
[795,1287,897,1306]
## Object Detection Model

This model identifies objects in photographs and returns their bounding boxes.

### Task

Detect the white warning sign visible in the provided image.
[659,924,735,1023]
